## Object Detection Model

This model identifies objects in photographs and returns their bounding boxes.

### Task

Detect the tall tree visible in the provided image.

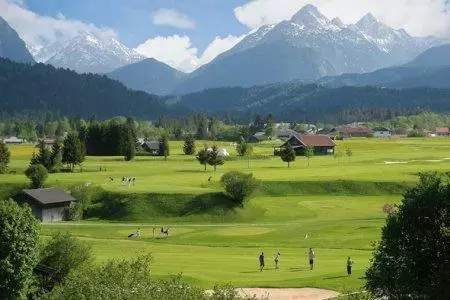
[159,135,170,161]
[25,164,48,188]
[280,144,296,167]
[305,145,315,167]
[0,141,10,174]
[0,199,39,299]
[34,140,53,171]
[62,132,86,171]
[265,114,276,138]
[196,146,209,171]
[50,140,63,172]
[183,134,196,155]
[196,115,208,140]
[236,136,253,168]
[207,145,225,172]
[345,147,353,162]
[366,173,450,299]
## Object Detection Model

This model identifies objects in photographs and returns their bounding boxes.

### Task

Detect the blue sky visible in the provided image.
[24,0,249,50]
[1,0,449,72]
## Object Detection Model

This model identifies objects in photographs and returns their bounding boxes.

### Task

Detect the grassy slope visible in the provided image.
[2,138,450,290]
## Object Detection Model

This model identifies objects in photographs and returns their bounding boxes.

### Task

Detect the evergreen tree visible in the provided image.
[50,141,63,172]
[196,146,209,171]
[265,114,276,138]
[280,144,296,167]
[0,141,10,174]
[196,116,208,140]
[207,145,225,172]
[62,132,86,172]
[305,145,315,167]
[183,134,196,155]
[159,135,170,161]
[25,164,48,188]
[35,140,53,170]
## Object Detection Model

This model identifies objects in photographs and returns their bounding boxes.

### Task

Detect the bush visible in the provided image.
[220,171,258,207]
[0,141,10,174]
[366,172,450,299]
[66,202,83,221]
[0,199,40,298]
[25,164,48,188]
[40,232,92,288]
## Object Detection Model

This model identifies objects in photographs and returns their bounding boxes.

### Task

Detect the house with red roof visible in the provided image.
[435,127,450,136]
[276,134,335,156]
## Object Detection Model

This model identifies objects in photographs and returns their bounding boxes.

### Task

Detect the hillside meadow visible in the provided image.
[2,137,450,291]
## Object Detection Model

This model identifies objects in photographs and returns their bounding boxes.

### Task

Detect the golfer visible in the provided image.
[347,257,353,275]
[274,252,280,269]
[259,252,265,272]
[309,248,315,270]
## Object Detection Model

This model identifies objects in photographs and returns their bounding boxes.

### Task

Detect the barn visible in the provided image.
[19,188,77,222]
[277,134,335,156]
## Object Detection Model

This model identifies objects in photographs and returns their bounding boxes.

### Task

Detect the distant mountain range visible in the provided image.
[318,44,450,89]
[174,5,443,94]
[108,58,187,95]
[0,16,34,64]
[33,32,144,74]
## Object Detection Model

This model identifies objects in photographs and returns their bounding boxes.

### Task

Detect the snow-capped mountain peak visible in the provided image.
[34,31,144,74]
[331,17,345,27]
[291,4,330,28]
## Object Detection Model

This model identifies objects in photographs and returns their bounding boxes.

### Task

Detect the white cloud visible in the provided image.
[152,8,195,29]
[234,0,450,38]
[135,35,200,72]
[0,0,117,54]
[200,35,245,65]
[135,34,245,72]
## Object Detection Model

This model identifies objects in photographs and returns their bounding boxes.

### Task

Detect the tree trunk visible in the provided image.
[204,163,207,171]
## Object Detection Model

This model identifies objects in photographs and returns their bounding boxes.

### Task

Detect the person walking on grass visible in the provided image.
[259,252,265,272]
[347,257,353,275]
[274,252,280,269]
[135,228,141,239]
[309,248,315,270]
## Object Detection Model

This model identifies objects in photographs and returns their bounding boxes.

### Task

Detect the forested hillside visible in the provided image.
[172,84,450,123]
[0,58,167,119]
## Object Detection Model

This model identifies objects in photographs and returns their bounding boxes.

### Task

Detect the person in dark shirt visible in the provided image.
[259,252,265,272]
[347,257,353,275]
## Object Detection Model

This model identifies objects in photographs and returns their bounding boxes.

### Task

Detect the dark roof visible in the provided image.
[23,188,76,205]
[373,127,391,132]
[143,141,160,150]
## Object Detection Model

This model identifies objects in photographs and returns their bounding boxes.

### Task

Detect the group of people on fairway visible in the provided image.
[259,248,354,275]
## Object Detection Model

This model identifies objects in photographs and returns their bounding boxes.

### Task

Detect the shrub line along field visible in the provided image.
[2,138,450,291]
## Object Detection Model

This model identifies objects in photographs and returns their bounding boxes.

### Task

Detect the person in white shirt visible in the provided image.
[274,252,280,269]
[309,248,315,270]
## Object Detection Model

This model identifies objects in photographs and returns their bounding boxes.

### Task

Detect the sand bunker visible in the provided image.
[237,288,340,300]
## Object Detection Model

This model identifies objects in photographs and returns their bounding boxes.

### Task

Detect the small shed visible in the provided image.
[141,141,162,156]
[277,134,335,156]
[20,188,77,222]
[373,127,392,138]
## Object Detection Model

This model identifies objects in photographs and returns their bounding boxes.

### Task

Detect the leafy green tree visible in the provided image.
[209,118,220,140]
[159,135,170,161]
[196,146,209,171]
[221,171,258,207]
[196,115,208,140]
[40,232,92,288]
[280,144,296,167]
[334,148,343,165]
[46,255,213,300]
[236,136,253,168]
[305,145,314,167]
[0,141,10,174]
[0,199,39,299]
[207,145,225,172]
[62,132,85,171]
[345,147,353,162]
[366,173,450,299]
[25,164,48,188]
[183,134,196,155]
[50,141,63,172]
[265,114,276,138]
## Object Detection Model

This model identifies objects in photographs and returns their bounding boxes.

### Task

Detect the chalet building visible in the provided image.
[373,127,392,138]
[435,127,450,136]
[2,136,24,144]
[249,129,298,143]
[276,134,335,156]
[141,141,163,156]
[334,126,373,138]
[18,188,78,222]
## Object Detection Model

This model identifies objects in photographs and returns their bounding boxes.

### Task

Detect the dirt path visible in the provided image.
[237,288,340,300]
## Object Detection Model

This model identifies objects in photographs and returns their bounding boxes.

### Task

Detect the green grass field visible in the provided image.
[2,137,450,291]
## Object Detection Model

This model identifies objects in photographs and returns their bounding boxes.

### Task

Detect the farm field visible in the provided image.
[2,138,450,291]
